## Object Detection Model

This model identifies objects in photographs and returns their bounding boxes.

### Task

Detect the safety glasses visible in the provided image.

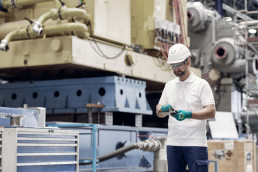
[170,58,188,69]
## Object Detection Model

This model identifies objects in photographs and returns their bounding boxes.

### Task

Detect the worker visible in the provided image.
[156,44,216,172]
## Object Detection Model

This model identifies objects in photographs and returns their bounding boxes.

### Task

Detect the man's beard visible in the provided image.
[173,68,187,77]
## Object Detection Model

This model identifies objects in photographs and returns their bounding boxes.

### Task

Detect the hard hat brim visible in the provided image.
[167,54,190,64]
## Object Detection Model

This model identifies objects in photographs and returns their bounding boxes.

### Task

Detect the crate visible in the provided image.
[208,139,256,172]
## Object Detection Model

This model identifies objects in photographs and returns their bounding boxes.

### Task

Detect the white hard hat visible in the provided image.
[167,44,191,64]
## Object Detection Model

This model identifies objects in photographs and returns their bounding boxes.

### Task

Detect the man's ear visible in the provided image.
[188,57,192,66]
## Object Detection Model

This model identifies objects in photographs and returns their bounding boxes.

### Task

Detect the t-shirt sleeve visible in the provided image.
[158,84,169,106]
[200,82,215,107]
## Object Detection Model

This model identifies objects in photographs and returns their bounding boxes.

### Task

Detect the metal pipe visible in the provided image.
[44,23,89,38]
[0,29,19,51]
[60,7,90,23]
[0,20,70,39]
[33,6,90,35]
[222,4,253,21]
[212,17,216,45]
[1,30,19,43]
[0,23,89,51]
[239,20,258,25]
[1,0,61,9]
[47,123,96,127]
[92,124,97,172]
[33,10,53,36]
[0,21,30,39]
[208,160,218,172]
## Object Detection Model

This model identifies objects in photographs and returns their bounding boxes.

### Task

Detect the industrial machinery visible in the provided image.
[187,2,258,77]
[187,1,258,135]
[0,0,202,125]
[187,2,258,170]
[0,0,198,84]
[0,0,257,171]
[0,106,171,172]
[131,0,188,51]
[47,122,167,172]
[0,0,193,171]
[0,106,172,172]
[0,76,153,127]
[0,107,254,172]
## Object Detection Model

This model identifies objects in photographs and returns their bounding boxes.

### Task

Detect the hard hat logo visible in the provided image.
[167,44,191,64]
[170,50,176,54]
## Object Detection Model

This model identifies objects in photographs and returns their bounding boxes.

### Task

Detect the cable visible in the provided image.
[158,41,168,59]
[176,0,184,44]
[88,38,126,59]
[152,56,170,72]
[173,0,185,44]
[178,0,187,45]
[172,0,180,43]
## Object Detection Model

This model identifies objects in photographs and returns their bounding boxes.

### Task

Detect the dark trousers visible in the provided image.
[167,146,208,172]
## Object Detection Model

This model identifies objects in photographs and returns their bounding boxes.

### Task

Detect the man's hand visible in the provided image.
[174,110,192,121]
[161,104,173,112]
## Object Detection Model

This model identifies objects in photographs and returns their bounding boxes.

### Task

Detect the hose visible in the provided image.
[0,23,89,51]
[80,138,162,165]
[33,6,90,36]
[36,7,89,25]
[80,144,137,165]
[97,144,137,163]
[43,23,89,38]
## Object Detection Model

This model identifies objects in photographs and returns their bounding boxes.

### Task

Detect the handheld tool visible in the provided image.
[159,107,178,117]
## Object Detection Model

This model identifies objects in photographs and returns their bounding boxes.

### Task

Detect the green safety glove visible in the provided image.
[174,110,192,121]
[161,104,173,112]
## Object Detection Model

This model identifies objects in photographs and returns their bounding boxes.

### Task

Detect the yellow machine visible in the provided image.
[131,0,189,51]
[0,0,197,85]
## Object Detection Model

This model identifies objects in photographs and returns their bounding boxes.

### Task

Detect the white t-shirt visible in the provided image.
[159,72,215,147]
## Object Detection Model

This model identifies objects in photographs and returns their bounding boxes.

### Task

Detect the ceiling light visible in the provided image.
[248,29,257,34]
